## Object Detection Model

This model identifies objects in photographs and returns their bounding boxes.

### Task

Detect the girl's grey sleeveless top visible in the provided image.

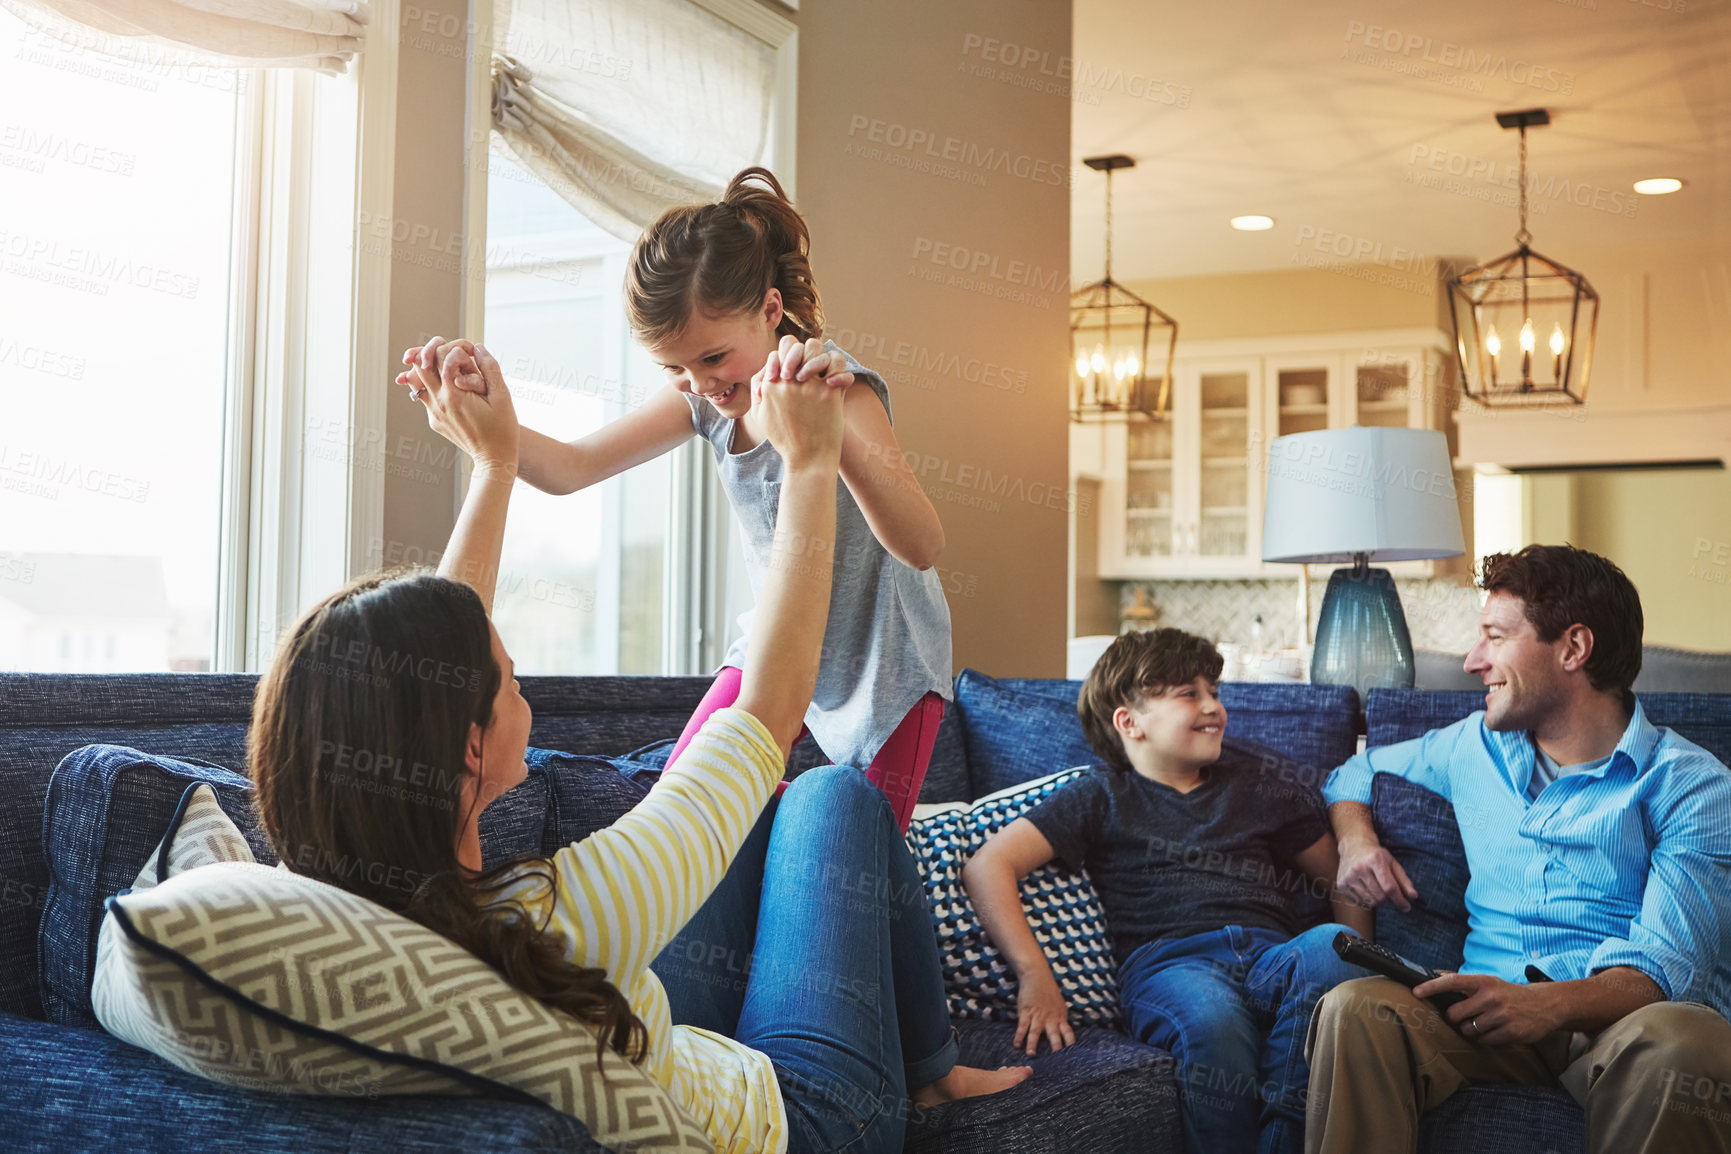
[684,340,954,770]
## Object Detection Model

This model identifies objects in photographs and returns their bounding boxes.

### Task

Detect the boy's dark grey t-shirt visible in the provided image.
[1023,741,1330,967]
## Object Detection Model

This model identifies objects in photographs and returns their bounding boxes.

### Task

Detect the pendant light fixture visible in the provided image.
[1070,154,1179,422]
[1447,109,1599,406]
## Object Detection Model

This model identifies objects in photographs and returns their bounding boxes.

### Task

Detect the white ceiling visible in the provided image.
[1070,0,1731,281]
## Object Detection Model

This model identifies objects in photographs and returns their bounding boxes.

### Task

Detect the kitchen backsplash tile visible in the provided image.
[1118,577,1483,656]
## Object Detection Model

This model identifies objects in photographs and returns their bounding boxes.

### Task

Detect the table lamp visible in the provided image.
[1262,427,1465,702]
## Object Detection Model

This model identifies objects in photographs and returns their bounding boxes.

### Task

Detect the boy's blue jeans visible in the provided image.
[650,766,960,1154]
[1118,923,1363,1154]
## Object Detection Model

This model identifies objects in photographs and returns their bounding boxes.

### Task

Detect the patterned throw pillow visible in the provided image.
[92,831,712,1151]
[905,769,1121,1027]
[129,782,256,889]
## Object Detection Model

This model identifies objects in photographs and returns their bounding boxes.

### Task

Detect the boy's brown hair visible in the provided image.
[1078,628,1224,772]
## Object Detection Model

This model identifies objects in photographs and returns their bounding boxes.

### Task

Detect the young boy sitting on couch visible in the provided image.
[962,628,1373,1154]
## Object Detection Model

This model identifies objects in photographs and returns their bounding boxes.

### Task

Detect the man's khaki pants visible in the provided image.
[1304,976,1731,1154]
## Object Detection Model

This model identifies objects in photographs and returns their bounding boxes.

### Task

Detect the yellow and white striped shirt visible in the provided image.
[503,707,790,1154]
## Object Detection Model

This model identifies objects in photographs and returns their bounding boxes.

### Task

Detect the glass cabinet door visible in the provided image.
[1197,371,1250,557]
[1124,413,1176,559]
[1355,359,1411,427]
[1274,366,1331,436]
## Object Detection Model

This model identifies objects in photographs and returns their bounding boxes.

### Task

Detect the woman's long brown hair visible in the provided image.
[249,570,647,1061]
[625,166,824,346]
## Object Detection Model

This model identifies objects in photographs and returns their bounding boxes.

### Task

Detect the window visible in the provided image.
[477,0,796,676]
[0,9,243,672]
[483,150,668,674]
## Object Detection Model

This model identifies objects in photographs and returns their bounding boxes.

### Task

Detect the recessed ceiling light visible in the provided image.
[1633,178,1683,195]
[1231,215,1276,231]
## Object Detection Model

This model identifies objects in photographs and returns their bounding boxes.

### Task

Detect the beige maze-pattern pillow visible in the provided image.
[130,783,256,889]
[94,856,712,1151]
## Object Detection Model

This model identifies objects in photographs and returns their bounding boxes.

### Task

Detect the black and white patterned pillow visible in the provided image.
[905,769,1120,1027]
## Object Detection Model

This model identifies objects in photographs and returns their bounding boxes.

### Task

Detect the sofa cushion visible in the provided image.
[533,748,655,848]
[0,1010,613,1154]
[1365,689,1731,767]
[39,743,554,1030]
[0,673,261,1021]
[952,672,1097,799]
[906,770,1121,1028]
[904,1018,1180,1154]
[604,709,980,802]
[1369,775,1471,972]
[953,670,1361,802]
[1639,693,1731,765]
[39,746,271,1028]
[92,860,711,1151]
[1420,1085,1584,1154]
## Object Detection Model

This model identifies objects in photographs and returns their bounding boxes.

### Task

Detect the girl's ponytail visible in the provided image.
[625,167,825,347]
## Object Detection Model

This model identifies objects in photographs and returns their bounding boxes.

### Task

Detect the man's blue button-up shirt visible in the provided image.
[1324,700,1731,1016]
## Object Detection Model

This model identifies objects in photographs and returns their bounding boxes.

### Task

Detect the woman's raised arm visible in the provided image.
[413,341,520,616]
[730,349,849,757]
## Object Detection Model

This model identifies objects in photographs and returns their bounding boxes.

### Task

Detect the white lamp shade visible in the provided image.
[1262,427,1465,564]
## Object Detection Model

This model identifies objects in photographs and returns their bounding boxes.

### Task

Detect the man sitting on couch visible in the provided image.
[1307,544,1731,1154]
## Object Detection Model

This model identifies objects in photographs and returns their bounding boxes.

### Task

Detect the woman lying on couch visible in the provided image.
[246,340,1027,1154]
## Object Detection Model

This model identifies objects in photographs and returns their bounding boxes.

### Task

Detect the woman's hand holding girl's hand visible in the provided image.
[753,345,845,471]
[397,335,488,398]
[407,338,520,477]
[767,334,854,391]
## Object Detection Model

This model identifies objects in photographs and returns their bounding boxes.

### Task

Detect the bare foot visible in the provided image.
[911,1063,1033,1108]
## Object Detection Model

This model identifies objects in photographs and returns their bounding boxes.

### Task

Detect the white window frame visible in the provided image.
[458,0,797,676]
[214,8,399,671]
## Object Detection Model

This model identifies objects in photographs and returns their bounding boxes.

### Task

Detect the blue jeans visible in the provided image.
[1118,923,1363,1154]
[650,766,959,1154]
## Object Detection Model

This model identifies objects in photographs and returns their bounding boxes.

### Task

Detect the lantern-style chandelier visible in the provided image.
[1070,154,1179,422]
[1448,109,1599,406]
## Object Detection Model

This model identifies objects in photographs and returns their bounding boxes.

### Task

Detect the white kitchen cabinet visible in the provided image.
[1092,330,1454,580]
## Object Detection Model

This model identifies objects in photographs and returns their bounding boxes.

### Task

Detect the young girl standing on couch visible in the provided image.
[279,341,1027,1153]
[399,168,951,831]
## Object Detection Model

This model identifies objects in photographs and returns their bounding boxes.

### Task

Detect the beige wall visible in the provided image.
[1120,261,1459,342]
[1520,468,1731,651]
[377,0,471,566]
[792,0,1074,677]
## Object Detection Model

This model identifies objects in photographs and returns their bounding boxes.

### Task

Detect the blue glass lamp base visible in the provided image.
[1310,564,1415,706]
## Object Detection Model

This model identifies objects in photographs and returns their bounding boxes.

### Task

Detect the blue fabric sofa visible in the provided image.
[4,670,1728,1153]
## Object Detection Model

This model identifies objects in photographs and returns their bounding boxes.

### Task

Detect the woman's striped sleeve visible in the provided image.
[544,707,782,985]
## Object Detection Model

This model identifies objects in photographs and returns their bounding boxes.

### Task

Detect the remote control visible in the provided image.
[1333,931,1468,1014]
